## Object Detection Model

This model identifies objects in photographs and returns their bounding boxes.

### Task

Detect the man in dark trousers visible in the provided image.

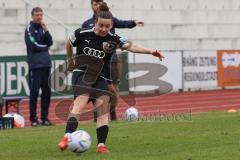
[24,7,53,126]
[82,0,144,121]
[0,96,3,117]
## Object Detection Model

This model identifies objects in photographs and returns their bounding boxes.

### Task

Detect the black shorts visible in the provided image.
[72,70,112,100]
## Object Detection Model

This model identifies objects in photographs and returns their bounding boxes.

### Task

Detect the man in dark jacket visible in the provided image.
[82,0,144,34]
[82,0,144,121]
[24,7,53,127]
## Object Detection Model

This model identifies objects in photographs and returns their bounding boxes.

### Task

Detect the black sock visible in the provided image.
[110,109,117,120]
[65,116,78,133]
[97,125,109,144]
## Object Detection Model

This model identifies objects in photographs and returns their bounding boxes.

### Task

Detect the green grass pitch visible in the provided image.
[0,111,240,160]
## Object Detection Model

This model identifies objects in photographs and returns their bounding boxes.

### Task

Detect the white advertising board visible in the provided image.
[183,51,217,89]
[127,51,182,92]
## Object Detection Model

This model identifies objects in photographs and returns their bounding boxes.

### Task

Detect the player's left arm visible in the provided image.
[125,43,164,61]
[115,35,163,60]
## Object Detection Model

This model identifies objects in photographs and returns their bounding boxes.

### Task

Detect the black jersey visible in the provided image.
[69,28,126,80]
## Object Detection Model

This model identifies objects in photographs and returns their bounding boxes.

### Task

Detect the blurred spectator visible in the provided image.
[24,7,53,127]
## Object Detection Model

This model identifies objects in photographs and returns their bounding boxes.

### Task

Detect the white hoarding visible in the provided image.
[183,51,217,89]
[128,51,182,92]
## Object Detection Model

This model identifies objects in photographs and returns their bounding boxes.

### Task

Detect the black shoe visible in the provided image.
[31,119,41,127]
[41,119,54,126]
[110,110,117,121]
[31,122,38,127]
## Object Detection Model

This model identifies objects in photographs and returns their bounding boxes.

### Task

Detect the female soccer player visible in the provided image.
[58,3,163,154]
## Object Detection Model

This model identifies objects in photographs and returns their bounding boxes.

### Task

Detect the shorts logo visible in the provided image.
[83,47,105,59]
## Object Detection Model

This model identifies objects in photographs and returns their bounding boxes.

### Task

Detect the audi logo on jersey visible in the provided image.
[83,47,105,59]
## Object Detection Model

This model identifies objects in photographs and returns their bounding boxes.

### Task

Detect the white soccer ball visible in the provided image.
[3,113,25,128]
[68,130,92,153]
[125,107,139,121]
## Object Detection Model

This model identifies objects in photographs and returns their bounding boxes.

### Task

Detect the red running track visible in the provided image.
[3,89,240,126]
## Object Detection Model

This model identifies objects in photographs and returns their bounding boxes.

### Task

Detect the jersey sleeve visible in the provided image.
[112,34,127,49]
[69,28,82,47]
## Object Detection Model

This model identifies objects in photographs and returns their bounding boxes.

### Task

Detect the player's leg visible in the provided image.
[58,93,90,151]
[58,70,91,151]
[29,69,41,126]
[66,94,90,133]
[95,95,110,153]
[109,54,123,120]
[108,84,119,121]
[91,76,111,153]
[93,110,98,122]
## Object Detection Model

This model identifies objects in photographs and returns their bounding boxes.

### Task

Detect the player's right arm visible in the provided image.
[66,39,74,72]
[66,28,82,72]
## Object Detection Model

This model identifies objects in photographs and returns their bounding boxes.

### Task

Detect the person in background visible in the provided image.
[82,0,144,121]
[0,96,3,117]
[24,7,53,127]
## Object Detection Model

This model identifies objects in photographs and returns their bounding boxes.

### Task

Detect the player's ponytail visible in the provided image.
[96,2,113,20]
[99,2,109,12]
